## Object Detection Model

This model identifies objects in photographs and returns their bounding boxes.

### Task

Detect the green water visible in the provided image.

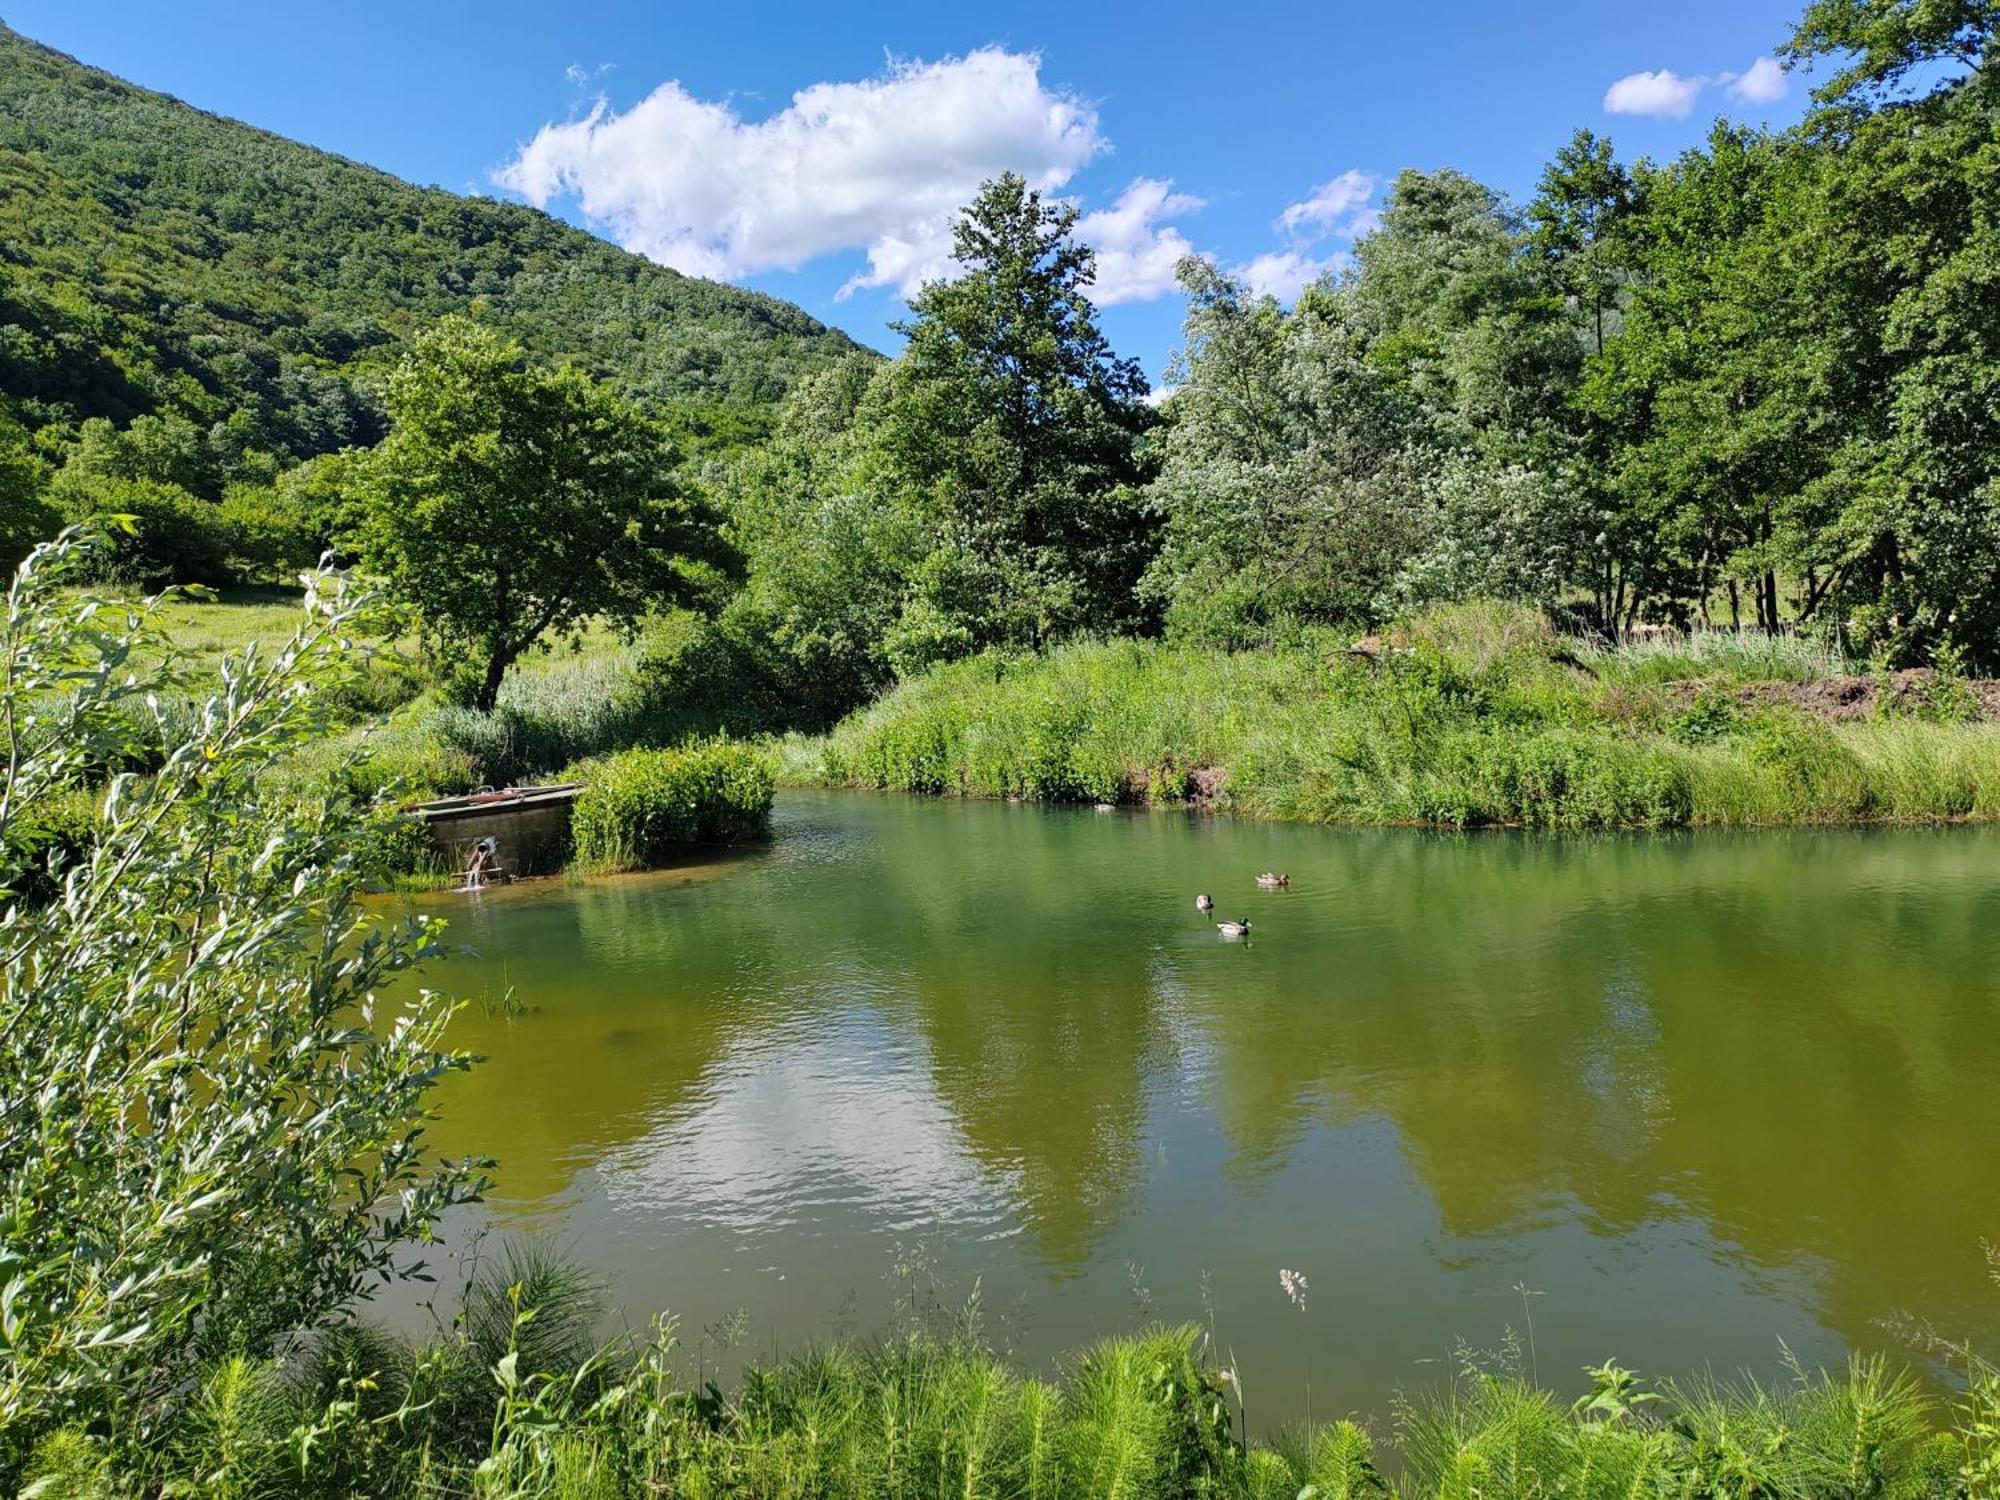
[404,790,2000,1423]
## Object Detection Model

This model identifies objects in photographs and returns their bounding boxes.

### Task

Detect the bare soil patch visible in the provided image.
[1663,670,2000,722]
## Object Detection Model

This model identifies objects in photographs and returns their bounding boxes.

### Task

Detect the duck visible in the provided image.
[1256,872,1291,889]
[1195,893,1214,912]
[1217,918,1252,938]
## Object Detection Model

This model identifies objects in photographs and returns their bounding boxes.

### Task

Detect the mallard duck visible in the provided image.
[1256,872,1290,888]
[1217,918,1252,938]
[1195,893,1214,912]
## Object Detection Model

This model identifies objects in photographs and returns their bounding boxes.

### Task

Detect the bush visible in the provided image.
[218,481,322,583]
[567,741,774,872]
[0,536,480,1473]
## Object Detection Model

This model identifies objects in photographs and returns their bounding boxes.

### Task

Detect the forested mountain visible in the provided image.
[0,19,866,461]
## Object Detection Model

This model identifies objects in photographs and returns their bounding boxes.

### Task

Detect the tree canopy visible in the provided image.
[354,320,735,710]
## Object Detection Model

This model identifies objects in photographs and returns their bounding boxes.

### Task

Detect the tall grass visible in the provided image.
[805,603,2000,830]
[22,1254,1995,1499]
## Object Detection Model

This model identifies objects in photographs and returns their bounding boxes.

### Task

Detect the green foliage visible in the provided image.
[567,742,775,872]
[217,481,321,584]
[15,1278,1990,1500]
[353,319,737,711]
[0,20,861,458]
[880,173,1160,661]
[0,532,483,1475]
[51,475,231,590]
[811,601,2000,829]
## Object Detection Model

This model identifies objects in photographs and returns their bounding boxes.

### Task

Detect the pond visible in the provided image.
[398,790,2000,1426]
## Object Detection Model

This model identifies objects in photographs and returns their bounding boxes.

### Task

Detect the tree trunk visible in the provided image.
[474,647,509,714]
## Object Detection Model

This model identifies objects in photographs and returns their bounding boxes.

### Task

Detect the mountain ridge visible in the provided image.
[0,17,870,461]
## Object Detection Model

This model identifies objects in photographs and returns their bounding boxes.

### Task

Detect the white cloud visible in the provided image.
[1229,169,1375,303]
[1236,248,1345,302]
[1725,55,1788,105]
[1275,170,1377,239]
[495,48,1105,291]
[1603,68,1705,119]
[1075,177,1203,305]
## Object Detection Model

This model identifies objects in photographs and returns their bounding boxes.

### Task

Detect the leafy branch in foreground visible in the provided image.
[0,530,485,1473]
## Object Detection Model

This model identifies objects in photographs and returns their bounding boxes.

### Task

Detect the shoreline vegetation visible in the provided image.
[9,542,2000,1497]
[20,1245,2000,1499]
[792,602,2000,831]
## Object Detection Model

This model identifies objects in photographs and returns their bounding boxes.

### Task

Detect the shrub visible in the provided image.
[567,741,774,872]
[217,482,321,584]
[0,535,481,1474]
[1668,687,1742,745]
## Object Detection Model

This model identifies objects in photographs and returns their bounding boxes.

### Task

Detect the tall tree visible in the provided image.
[1528,130,1640,360]
[1782,0,1999,104]
[355,318,734,711]
[877,173,1157,667]
[1142,258,1431,642]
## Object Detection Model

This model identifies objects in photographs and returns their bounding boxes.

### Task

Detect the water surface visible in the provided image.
[403,791,2000,1424]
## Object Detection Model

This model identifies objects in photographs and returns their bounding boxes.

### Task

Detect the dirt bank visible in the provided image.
[1663,669,2000,723]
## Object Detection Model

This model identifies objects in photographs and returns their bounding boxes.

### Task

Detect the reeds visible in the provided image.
[804,604,2000,830]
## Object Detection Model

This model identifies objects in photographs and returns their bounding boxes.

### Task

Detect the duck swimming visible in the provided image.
[1256,872,1290,889]
[1195,893,1214,912]
[1217,918,1252,938]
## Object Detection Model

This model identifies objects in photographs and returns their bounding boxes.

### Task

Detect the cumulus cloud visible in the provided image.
[1226,169,1375,303]
[1603,56,1790,119]
[1603,68,1705,119]
[1275,170,1377,239]
[1725,55,1789,105]
[1075,178,1203,305]
[495,48,1105,289]
[1236,248,1344,302]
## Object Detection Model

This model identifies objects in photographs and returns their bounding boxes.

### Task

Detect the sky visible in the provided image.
[5,0,1818,386]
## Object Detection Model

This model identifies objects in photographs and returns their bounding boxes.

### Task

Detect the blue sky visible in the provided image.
[7,0,1814,384]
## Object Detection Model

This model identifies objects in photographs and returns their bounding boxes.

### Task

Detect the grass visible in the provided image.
[134,592,2000,835]
[800,602,2000,830]
[565,742,776,872]
[19,1248,1997,1498]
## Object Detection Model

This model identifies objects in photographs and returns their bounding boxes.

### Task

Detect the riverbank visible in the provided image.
[790,604,2000,830]
[23,1266,1993,1498]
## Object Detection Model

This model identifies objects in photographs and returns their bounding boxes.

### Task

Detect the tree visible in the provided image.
[1782,0,1999,104]
[1348,168,1578,445]
[877,173,1158,665]
[1142,258,1432,641]
[711,354,924,723]
[1527,130,1640,360]
[354,318,735,712]
[0,408,54,569]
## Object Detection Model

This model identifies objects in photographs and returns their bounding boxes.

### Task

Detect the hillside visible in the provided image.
[0,20,868,461]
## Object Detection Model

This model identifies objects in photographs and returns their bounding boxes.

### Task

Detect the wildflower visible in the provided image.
[1279,1267,1307,1311]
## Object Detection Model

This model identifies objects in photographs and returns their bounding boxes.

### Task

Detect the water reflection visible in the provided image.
[405,797,2000,1423]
